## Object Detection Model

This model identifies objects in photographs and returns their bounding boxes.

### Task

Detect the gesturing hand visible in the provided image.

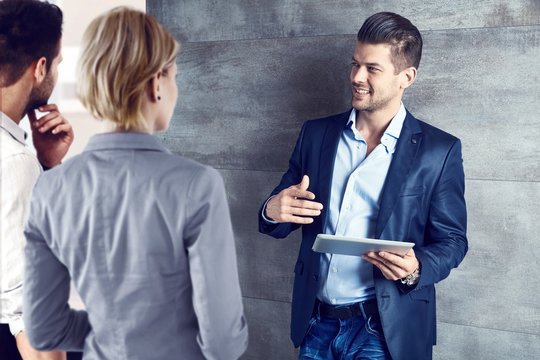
[29,104,74,168]
[265,175,323,224]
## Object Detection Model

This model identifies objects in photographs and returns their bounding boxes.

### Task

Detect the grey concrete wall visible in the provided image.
[148,1,540,359]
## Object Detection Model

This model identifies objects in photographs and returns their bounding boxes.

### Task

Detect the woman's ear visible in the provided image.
[148,72,162,102]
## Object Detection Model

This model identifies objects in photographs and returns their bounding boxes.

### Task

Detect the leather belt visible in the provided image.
[316,299,379,320]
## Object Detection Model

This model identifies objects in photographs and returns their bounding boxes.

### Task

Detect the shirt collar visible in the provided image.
[0,111,27,145]
[346,103,406,154]
[84,132,170,153]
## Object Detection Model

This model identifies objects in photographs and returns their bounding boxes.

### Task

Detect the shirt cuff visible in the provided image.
[9,317,24,337]
[261,196,278,224]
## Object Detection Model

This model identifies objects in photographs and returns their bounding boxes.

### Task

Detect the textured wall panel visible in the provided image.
[161,36,351,171]
[221,169,300,302]
[148,0,540,42]
[241,298,297,360]
[406,26,540,181]
[436,180,540,334]
[434,322,540,360]
[163,25,540,181]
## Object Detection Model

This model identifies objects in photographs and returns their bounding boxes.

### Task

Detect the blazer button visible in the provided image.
[312,275,318,281]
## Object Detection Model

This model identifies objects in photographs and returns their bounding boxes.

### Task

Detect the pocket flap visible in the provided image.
[409,285,433,302]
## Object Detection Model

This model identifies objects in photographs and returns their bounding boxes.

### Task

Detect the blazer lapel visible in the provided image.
[375,111,423,238]
[318,111,350,230]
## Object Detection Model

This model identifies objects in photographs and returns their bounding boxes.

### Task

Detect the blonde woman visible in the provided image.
[22,7,247,359]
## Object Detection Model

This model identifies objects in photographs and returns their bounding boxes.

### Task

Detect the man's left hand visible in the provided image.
[29,104,74,168]
[363,249,419,281]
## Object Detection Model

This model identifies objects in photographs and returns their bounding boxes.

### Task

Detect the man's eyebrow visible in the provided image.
[351,57,383,68]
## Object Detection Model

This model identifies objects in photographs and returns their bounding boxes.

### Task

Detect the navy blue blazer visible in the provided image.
[259,109,468,360]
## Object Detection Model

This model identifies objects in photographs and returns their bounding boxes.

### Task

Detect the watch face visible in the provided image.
[401,268,420,286]
[409,270,420,285]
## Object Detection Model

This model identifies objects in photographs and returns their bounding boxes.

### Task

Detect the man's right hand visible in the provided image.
[265,175,323,224]
[16,331,66,360]
[28,104,74,169]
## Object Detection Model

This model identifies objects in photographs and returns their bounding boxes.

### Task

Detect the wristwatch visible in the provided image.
[400,267,420,286]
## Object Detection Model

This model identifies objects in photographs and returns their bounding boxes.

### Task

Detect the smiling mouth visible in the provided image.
[354,88,370,95]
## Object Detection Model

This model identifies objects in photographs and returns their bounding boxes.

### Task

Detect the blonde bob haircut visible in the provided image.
[77,7,179,131]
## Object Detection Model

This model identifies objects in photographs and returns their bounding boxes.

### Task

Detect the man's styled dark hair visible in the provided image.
[357,12,422,73]
[0,0,63,87]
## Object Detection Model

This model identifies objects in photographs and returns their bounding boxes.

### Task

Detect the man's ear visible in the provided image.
[33,57,47,83]
[400,66,417,90]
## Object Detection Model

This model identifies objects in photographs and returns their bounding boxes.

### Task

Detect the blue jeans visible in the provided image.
[298,308,391,360]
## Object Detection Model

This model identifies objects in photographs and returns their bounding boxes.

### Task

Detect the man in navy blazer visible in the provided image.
[259,12,467,360]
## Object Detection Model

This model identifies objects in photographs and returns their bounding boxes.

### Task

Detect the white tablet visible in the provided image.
[312,234,414,257]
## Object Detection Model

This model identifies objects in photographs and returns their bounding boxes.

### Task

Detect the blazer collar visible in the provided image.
[375,110,423,238]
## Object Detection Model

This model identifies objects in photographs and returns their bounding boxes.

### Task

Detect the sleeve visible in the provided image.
[258,122,307,238]
[260,195,278,224]
[22,178,91,351]
[183,166,248,360]
[414,139,468,289]
[0,153,40,336]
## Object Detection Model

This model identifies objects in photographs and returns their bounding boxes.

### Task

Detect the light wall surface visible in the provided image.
[148,1,540,359]
[55,0,146,157]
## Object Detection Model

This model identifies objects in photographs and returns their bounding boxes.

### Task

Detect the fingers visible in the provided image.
[287,197,323,210]
[30,105,73,135]
[279,214,317,225]
[363,253,402,280]
[289,176,315,200]
[363,250,419,281]
[266,197,323,224]
[282,204,322,217]
[33,113,64,133]
[27,109,37,122]
[36,103,59,113]
[298,175,309,191]
[265,175,323,224]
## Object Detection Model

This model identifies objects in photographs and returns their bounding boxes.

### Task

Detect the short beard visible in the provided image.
[25,72,54,115]
[25,96,49,115]
[352,95,393,113]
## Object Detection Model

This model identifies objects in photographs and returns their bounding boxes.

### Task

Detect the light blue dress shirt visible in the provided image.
[317,104,406,305]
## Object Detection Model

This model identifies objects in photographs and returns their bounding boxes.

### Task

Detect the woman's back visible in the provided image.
[24,132,247,359]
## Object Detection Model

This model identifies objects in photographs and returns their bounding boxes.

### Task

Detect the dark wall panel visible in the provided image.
[437,180,540,334]
[161,36,351,172]
[434,322,540,359]
[221,169,300,302]
[149,0,540,42]
[163,26,540,181]
[241,298,297,360]
[406,26,540,181]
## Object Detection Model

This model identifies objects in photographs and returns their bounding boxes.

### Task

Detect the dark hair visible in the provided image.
[357,12,422,73]
[0,0,63,87]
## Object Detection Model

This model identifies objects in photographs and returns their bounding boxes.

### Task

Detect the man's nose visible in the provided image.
[352,66,368,83]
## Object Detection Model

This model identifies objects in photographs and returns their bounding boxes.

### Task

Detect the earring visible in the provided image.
[157,96,161,101]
